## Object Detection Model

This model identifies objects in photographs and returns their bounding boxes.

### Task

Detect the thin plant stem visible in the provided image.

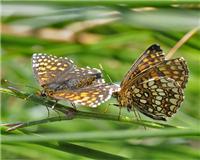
[0,87,183,131]
[166,26,200,59]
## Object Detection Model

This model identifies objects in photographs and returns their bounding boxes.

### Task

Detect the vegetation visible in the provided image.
[1,1,200,159]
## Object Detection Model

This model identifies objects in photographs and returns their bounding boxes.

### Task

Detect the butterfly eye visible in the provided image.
[47,90,54,96]
[41,92,46,97]
[112,92,119,98]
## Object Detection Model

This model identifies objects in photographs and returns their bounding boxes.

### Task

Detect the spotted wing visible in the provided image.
[135,57,189,89]
[32,53,74,86]
[60,67,103,82]
[121,44,165,87]
[51,84,120,107]
[130,77,184,120]
[33,54,104,87]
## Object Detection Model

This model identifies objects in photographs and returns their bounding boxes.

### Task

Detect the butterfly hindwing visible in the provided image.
[130,77,184,120]
[51,84,120,107]
[131,57,189,89]
[155,57,189,89]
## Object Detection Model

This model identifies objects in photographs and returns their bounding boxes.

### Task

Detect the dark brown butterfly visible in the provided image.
[114,44,189,121]
[32,53,120,107]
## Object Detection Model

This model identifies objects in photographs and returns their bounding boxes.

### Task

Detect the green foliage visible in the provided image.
[1,1,200,159]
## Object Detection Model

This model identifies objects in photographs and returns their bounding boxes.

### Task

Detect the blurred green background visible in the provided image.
[1,1,200,160]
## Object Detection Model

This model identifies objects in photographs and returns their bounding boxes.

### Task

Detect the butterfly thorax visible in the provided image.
[42,74,100,95]
[115,90,134,110]
[73,76,98,89]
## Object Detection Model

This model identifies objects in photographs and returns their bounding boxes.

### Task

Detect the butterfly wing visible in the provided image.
[60,67,103,82]
[131,57,189,89]
[32,53,74,86]
[33,53,104,88]
[121,44,165,88]
[51,84,120,107]
[32,53,120,107]
[117,44,189,120]
[130,77,184,120]
[144,57,189,89]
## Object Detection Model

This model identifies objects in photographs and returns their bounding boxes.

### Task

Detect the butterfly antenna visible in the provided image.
[99,64,113,83]
[71,102,77,110]
[3,79,40,101]
[1,79,39,91]
[51,100,62,120]
[104,103,112,113]
[24,93,34,100]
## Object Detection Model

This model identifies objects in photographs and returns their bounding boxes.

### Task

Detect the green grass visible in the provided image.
[1,1,200,160]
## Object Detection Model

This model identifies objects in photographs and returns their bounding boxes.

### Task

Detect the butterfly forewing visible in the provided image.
[32,53,74,86]
[121,44,165,87]
[134,57,189,89]
[157,57,189,89]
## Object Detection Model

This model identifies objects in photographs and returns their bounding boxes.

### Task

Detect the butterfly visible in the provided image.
[114,44,189,121]
[32,53,120,107]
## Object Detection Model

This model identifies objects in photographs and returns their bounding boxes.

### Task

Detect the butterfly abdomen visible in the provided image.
[44,73,102,91]
[72,73,103,89]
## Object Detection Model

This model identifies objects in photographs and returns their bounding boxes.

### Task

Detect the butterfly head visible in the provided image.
[112,91,118,99]
[39,84,55,97]
[112,91,130,108]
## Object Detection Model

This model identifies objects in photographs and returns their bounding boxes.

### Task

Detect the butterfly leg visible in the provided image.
[128,106,140,121]
[132,108,147,130]
[54,109,62,120]
[45,105,50,117]
[24,93,34,100]
[118,106,122,120]
[132,107,139,120]
[110,103,122,120]
[65,107,77,120]
[51,100,58,110]
[103,103,111,113]
[103,105,109,113]
[71,102,77,110]
[111,103,120,107]
[51,100,62,120]
[103,103,117,113]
